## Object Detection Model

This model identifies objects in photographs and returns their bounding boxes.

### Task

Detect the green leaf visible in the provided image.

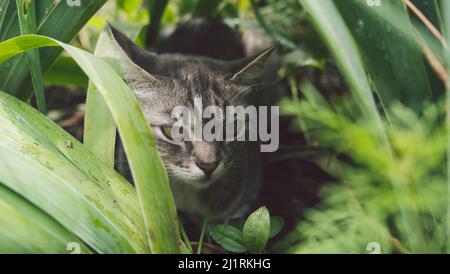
[0,90,147,253]
[16,0,46,114]
[210,224,247,253]
[84,82,116,167]
[334,0,433,113]
[269,216,285,238]
[0,184,91,254]
[0,34,181,253]
[243,206,271,254]
[0,0,11,32]
[83,32,117,167]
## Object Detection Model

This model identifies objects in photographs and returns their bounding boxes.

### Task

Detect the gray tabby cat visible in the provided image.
[107,19,275,220]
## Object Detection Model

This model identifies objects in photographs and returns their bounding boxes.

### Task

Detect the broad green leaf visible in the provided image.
[210,224,247,253]
[0,90,147,253]
[0,34,181,253]
[0,184,91,254]
[243,206,270,254]
[269,216,285,238]
[334,0,433,113]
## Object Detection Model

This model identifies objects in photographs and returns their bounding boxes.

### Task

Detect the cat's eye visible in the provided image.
[161,125,173,140]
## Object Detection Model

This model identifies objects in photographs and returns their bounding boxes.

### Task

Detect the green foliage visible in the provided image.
[282,93,447,253]
[252,0,450,254]
[243,206,271,254]
[335,0,434,112]
[0,184,91,254]
[0,34,181,253]
[210,224,247,253]
[299,0,385,137]
[269,216,285,238]
[0,0,107,100]
[0,89,145,253]
[15,0,46,113]
[211,207,284,253]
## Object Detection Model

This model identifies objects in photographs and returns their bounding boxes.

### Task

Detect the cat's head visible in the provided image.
[108,26,275,189]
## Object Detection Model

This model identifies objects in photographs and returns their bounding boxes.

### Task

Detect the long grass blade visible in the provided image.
[16,0,46,114]
[0,0,11,32]
[83,33,117,167]
[84,83,116,167]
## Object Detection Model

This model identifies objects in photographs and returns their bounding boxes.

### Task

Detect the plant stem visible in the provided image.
[197,212,209,254]
[179,220,193,254]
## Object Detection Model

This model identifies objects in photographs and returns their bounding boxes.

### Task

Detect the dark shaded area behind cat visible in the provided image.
[155,17,246,61]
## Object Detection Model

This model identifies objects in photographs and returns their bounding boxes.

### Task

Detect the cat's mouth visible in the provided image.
[167,162,226,189]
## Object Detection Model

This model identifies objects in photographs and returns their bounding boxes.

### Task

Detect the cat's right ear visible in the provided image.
[226,44,277,85]
[105,24,160,93]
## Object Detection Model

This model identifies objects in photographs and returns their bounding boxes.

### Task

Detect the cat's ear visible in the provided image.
[227,44,277,85]
[106,24,160,92]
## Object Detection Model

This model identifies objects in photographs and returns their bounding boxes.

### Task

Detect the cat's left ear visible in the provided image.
[227,44,277,85]
[106,24,161,90]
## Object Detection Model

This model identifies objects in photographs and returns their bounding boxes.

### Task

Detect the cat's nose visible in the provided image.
[196,160,219,176]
